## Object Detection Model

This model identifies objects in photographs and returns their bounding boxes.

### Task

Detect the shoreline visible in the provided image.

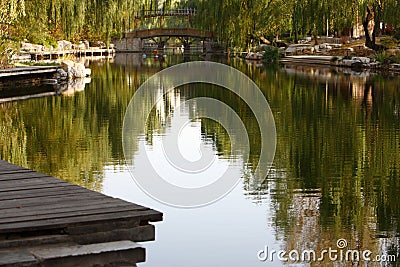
[279,55,400,75]
[1,54,399,82]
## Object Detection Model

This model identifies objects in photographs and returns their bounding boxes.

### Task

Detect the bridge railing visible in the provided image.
[135,8,197,19]
[127,28,217,39]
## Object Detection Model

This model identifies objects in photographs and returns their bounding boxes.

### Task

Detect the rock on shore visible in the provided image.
[61,60,91,79]
[52,60,92,95]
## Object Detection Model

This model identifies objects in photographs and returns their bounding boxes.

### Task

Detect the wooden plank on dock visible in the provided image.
[0,160,162,266]
[0,184,76,194]
[0,66,60,78]
[0,187,91,201]
[0,193,112,210]
[0,240,145,267]
[0,171,51,180]
[0,209,162,233]
[0,200,146,220]
[0,177,66,187]
[0,250,38,266]
[29,240,145,267]
[0,169,33,175]
[0,162,28,172]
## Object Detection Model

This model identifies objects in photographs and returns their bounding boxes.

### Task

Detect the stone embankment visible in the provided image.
[282,43,400,73]
[281,55,400,74]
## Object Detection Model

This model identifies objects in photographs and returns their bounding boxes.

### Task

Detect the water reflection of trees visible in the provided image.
[137,60,400,265]
[234,62,400,266]
[0,103,27,167]
[1,57,399,264]
[0,56,198,190]
[142,59,400,263]
[0,60,143,190]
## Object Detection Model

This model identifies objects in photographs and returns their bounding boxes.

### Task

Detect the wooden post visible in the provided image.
[187,8,190,29]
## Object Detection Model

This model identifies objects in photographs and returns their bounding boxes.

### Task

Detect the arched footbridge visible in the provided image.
[114,8,218,52]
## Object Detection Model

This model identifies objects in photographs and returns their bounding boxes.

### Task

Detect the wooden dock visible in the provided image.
[0,160,162,267]
[280,56,333,66]
[0,66,61,78]
[29,48,115,61]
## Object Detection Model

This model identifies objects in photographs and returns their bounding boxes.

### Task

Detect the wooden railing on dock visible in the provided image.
[0,160,162,266]
[28,48,115,61]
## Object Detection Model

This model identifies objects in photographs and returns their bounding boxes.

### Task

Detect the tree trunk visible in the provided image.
[292,14,298,43]
[313,34,318,45]
[362,6,375,49]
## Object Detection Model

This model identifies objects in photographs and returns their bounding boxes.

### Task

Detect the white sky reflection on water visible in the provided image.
[103,112,281,266]
[144,114,227,189]
[103,168,282,267]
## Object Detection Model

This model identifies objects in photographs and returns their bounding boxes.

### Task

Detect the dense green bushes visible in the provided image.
[261,45,281,62]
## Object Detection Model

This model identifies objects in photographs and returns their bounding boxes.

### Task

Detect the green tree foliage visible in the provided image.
[192,0,400,49]
[14,0,167,46]
[358,0,400,49]
[0,0,25,67]
[0,0,25,40]
[3,0,400,55]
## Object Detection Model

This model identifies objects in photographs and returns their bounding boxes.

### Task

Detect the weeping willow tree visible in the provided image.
[0,0,25,67]
[14,0,165,46]
[1,0,178,63]
[4,0,400,51]
[0,0,25,39]
[191,0,400,50]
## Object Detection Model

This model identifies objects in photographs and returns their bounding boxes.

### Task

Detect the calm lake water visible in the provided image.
[1,54,400,266]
